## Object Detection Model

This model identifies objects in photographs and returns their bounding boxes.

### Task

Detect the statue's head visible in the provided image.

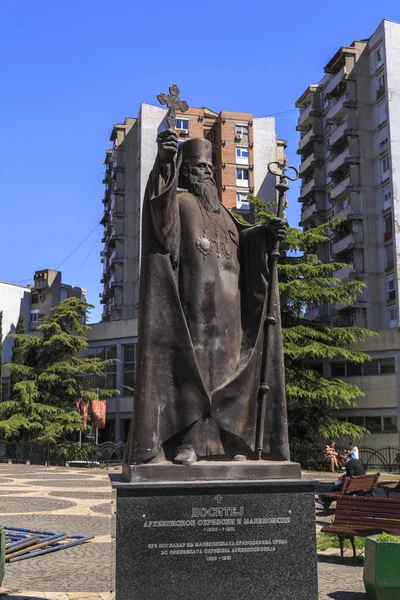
[179,138,219,212]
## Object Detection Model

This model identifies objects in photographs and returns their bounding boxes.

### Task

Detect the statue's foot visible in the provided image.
[147,448,166,464]
[233,454,247,462]
[174,445,197,465]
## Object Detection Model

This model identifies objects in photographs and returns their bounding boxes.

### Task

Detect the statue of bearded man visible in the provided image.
[123,129,290,473]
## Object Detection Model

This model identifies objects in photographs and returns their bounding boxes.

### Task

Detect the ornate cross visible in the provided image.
[157,84,189,129]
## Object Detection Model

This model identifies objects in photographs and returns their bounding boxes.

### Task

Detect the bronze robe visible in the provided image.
[124,154,290,464]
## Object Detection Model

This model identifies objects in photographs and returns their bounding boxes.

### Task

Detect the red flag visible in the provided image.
[76,398,89,430]
[92,400,106,429]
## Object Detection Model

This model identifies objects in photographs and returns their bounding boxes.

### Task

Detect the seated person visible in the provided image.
[324,441,340,472]
[316,456,366,507]
[345,441,359,460]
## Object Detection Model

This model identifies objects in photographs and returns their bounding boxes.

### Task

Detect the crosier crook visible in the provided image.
[255,154,299,460]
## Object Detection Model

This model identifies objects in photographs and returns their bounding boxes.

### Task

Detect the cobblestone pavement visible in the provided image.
[0,464,113,596]
[1,465,395,599]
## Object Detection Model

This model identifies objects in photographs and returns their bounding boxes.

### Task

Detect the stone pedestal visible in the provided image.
[111,465,318,600]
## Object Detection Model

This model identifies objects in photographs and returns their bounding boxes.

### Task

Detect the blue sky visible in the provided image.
[1,1,399,322]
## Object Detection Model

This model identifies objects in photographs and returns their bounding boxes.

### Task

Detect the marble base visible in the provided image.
[122,459,301,483]
[111,471,318,600]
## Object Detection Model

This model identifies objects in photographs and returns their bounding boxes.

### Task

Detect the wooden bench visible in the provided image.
[379,479,400,498]
[321,495,400,557]
[317,473,380,509]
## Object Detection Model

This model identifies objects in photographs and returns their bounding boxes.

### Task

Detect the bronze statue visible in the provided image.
[123,88,291,469]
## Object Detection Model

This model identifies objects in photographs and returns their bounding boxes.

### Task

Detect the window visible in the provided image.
[31,292,39,304]
[347,362,363,376]
[30,310,39,323]
[382,185,392,210]
[123,344,136,392]
[376,101,387,126]
[310,363,323,375]
[376,74,385,98]
[381,155,390,177]
[380,138,388,153]
[365,416,382,433]
[1,381,10,402]
[236,192,250,210]
[387,276,396,302]
[326,192,332,209]
[60,288,68,301]
[235,124,249,138]
[331,363,346,377]
[363,360,379,376]
[385,244,394,270]
[380,357,395,374]
[388,305,398,327]
[236,168,249,187]
[376,46,383,67]
[383,416,397,432]
[176,118,189,131]
[348,416,364,427]
[384,214,393,240]
[236,147,249,165]
[85,345,117,391]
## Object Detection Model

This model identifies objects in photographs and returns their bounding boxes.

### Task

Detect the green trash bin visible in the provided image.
[0,527,5,586]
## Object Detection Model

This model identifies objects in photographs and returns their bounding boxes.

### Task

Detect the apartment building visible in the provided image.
[0,269,86,400]
[296,19,400,446]
[100,103,285,322]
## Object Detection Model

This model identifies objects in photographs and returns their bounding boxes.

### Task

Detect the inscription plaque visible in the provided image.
[112,477,318,600]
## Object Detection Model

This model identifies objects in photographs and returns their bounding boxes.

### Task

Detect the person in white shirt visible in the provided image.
[347,441,359,460]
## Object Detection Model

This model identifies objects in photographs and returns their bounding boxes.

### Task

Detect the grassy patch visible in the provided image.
[317,534,365,551]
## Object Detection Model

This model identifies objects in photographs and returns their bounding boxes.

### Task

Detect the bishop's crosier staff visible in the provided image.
[255,151,299,460]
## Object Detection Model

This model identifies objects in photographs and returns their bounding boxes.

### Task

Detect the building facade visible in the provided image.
[100,104,285,322]
[0,270,86,400]
[296,19,400,446]
[86,319,138,444]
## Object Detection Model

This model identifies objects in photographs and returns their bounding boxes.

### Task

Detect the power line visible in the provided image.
[261,109,298,118]
[73,239,98,282]
[56,223,101,270]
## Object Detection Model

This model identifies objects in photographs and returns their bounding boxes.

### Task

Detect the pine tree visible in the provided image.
[250,196,376,445]
[0,298,118,443]
[9,314,25,396]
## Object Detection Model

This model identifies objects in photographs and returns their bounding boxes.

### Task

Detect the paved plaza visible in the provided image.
[0,465,393,599]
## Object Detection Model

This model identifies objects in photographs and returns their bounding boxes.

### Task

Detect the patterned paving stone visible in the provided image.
[90,503,111,515]
[0,497,75,513]
[10,474,97,480]
[317,556,366,598]
[21,480,109,488]
[2,542,113,592]
[49,492,111,500]
[3,514,111,537]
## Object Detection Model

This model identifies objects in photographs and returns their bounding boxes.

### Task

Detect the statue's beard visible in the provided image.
[187,174,220,213]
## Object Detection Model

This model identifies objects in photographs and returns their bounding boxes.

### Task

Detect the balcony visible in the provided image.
[327,96,347,123]
[330,175,351,202]
[300,178,315,199]
[297,103,313,129]
[298,128,313,152]
[300,202,317,225]
[333,233,355,256]
[110,248,124,264]
[325,67,348,98]
[300,152,315,177]
[334,203,352,219]
[329,120,347,147]
[333,265,353,280]
[305,306,321,321]
[328,147,351,176]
